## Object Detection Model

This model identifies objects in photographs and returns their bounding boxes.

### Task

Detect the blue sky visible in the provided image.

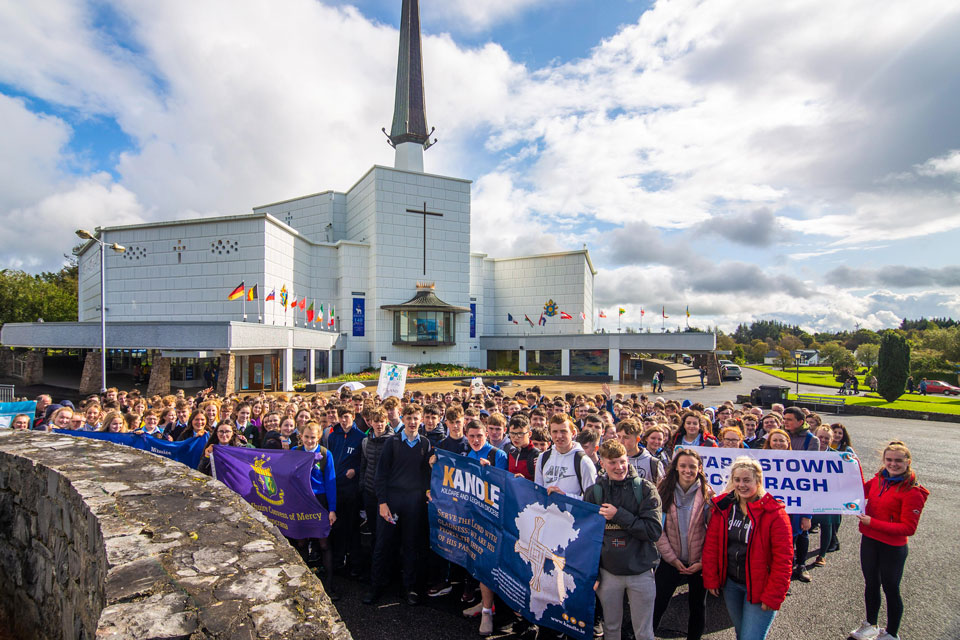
[1,0,959,333]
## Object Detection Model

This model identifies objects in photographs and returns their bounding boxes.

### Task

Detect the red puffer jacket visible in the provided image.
[860,473,929,546]
[702,492,793,610]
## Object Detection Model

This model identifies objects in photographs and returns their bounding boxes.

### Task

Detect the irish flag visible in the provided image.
[227,282,244,301]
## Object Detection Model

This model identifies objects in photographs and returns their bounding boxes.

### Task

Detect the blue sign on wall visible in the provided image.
[352,297,365,337]
[470,303,477,338]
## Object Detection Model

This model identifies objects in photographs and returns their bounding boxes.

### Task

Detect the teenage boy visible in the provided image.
[365,404,433,606]
[530,426,550,453]
[585,440,663,640]
[577,429,601,469]
[504,415,540,481]
[535,415,597,499]
[359,407,392,574]
[437,406,469,455]
[484,413,507,449]
[616,418,664,483]
[421,404,447,446]
[461,421,508,635]
[325,406,366,576]
[383,397,403,433]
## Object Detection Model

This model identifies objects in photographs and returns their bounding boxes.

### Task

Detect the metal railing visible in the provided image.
[0,385,14,402]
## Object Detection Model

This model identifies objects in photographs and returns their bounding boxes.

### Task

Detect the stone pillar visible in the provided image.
[217,353,236,396]
[146,357,171,396]
[308,350,316,384]
[78,351,102,396]
[327,350,333,379]
[561,349,571,376]
[693,353,722,385]
[608,348,620,381]
[16,351,44,386]
[283,348,294,392]
[518,349,527,373]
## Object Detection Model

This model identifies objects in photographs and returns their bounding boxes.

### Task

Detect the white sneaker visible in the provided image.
[479,610,494,636]
[849,622,881,640]
[463,602,484,618]
[876,631,899,640]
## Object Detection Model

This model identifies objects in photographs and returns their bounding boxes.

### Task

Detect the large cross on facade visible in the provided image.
[406,201,443,275]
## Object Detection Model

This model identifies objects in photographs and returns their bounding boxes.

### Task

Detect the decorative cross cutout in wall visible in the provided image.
[284,212,294,226]
[173,240,186,264]
[406,202,443,275]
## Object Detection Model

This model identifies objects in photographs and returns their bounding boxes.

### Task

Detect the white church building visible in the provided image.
[1,0,714,393]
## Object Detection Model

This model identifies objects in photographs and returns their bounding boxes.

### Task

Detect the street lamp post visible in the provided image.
[76,229,125,393]
[793,351,802,396]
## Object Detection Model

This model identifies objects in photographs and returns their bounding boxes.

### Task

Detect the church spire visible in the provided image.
[383,0,436,172]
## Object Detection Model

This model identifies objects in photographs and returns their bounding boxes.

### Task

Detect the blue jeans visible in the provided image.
[723,580,776,640]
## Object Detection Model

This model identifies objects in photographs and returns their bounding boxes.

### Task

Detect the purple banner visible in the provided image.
[212,446,330,539]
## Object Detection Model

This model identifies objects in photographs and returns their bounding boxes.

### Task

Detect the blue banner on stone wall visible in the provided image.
[429,451,604,640]
[54,429,207,469]
[0,401,36,428]
[353,297,365,337]
[470,303,477,338]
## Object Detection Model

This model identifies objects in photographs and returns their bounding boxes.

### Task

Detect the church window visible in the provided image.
[121,246,147,261]
[210,238,240,255]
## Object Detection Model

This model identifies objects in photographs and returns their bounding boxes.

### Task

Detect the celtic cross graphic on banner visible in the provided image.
[377,361,409,398]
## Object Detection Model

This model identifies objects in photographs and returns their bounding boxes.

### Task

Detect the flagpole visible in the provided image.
[258,283,263,323]
[242,286,247,322]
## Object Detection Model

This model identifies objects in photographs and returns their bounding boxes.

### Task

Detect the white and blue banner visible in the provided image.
[54,429,208,469]
[376,361,408,399]
[0,401,36,428]
[684,446,865,514]
[429,451,604,640]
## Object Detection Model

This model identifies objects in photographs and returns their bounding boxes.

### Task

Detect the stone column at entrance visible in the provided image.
[283,348,294,392]
[20,351,44,386]
[78,352,102,395]
[607,348,620,381]
[561,349,570,376]
[308,350,317,384]
[217,354,236,396]
[146,357,171,396]
[518,349,527,373]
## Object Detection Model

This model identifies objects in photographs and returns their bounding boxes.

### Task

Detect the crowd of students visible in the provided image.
[13,383,928,640]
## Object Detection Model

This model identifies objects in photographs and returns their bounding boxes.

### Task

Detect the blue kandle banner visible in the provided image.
[0,401,36,428]
[429,451,604,640]
[353,297,365,337]
[470,303,476,338]
[212,446,330,539]
[54,429,207,469]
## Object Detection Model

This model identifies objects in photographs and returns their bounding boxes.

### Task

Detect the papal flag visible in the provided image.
[279,285,288,307]
[227,282,245,301]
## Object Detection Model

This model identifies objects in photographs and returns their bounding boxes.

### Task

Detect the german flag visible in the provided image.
[227,282,244,301]
[246,284,258,301]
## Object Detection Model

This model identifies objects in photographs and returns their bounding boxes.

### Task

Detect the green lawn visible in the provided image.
[747,364,866,389]
[786,391,960,416]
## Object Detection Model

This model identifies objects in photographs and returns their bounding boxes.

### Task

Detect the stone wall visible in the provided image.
[0,431,352,640]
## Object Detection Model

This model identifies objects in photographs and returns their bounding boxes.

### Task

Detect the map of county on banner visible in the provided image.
[683,446,866,514]
[429,451,604,640]
[376,361,408,399]
[212,446,330,539]
[0,401,36,428]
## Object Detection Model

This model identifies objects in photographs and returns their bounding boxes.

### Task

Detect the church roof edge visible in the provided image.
[484,249,597,275]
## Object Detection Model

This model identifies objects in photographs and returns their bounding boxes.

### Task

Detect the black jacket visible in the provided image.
[584,466,663,576]
[360,432,394,495]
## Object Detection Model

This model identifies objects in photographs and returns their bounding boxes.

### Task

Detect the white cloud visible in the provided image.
[916,150,960,180]
[0,95,73,209]
[430,0,551,32]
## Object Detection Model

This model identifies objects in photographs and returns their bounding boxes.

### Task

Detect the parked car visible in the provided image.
[924,380,960,395]
[718,359,734,366]
[722,364,743,381]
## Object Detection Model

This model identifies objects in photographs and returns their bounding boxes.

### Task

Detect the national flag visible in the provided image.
[662,306,669,319]
[227,282,245,301]
[580,311,586,320]
[686,305,691,318]
[299,298,306,311]
[279,286,288,307]
[328,305,335,326]
[524,314,535,327]
[318,303,324,324]
[265,288,276,302]
[508,313,519,324]
[641,308,645,316]
[560,311,572,320]
[539,313,546,326]
[246,284,258,301]
[618,307,626,316]
[306,301,315,323]
[290,295,298,309]
[599,310,607,318]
